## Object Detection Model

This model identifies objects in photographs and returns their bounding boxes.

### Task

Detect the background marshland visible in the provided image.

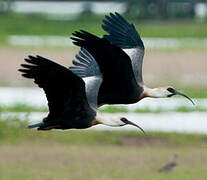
[0,0,207,179]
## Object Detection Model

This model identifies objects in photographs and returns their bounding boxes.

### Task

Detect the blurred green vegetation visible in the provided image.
[1,117,207,146]
[181,88,207,99]
[101,106,129,113]
[102,106,206,114]
[1,13,207,45]
[0,104,48,113]
[0,13,104,44]
[0,103,206,113]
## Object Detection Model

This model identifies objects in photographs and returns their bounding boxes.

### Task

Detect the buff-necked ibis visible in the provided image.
[70,12,194,106]
[18,49,145,133]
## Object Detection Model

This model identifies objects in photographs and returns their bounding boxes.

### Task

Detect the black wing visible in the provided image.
[102,12,145,84]
[102,12,144,49]
[71,30,143,105]
[19,55,95,129]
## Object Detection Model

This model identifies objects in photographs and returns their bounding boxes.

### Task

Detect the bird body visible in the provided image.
[19,49,145,133]
[70,13,194,106]
[19,53,96,130]
[70,30,144,106]
[158,154,178,172]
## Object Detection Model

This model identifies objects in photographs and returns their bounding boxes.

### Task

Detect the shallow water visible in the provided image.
[0,87,206,111]
[1,87,206,133]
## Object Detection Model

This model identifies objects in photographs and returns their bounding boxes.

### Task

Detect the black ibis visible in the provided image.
[18,49,145,133]
[70,12,194,106]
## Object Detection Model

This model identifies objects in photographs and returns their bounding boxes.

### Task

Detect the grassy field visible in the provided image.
[1,13,207,45]
[1,143,207,180]
[0,119,207,180]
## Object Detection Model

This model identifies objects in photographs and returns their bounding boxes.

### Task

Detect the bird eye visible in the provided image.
[120,118,128,123]
[167,87,175,93]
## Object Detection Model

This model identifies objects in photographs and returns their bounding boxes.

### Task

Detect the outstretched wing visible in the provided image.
[69,48,103,109]
[102,12,144,49]
[102,12,145,84]
[19,55,94,128]
[71,30,143,106]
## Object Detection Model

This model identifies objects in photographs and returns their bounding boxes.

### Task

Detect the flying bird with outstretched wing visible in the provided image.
[70,13,194,107]
[18,49,145,133]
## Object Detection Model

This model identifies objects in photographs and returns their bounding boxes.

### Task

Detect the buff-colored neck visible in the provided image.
[142,86,168,98]
[94,112,124,127]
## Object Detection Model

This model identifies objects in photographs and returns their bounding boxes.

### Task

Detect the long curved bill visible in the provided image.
[174,90,195,105]
[122,118,146,135]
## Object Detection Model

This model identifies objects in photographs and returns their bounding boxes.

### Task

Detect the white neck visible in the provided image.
[143,86,168,98]
[95,112,124,127]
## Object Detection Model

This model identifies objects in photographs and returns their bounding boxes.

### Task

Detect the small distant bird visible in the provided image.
[158,154,178,172]
[18,49,145,133]
[70,12,194,106]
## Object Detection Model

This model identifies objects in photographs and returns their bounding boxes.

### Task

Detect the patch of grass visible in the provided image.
[101,106,206,114]
[1,118,207,179]
[175,106,206,113]
[180,88,207,99]
[1,117,207,147]
[136,22,207,38]
[101,107,162,114]
[0,104,48,112]
[0,117,28,143]
[0,142,207,180]
[0,103,205,113]
[100,106,129,113]
[1,13,207,45]
[134,108,163,113]
[0,13,105,44]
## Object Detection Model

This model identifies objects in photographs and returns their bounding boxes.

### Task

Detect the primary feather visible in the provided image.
[102,12,144,49]
[102,12,145,84]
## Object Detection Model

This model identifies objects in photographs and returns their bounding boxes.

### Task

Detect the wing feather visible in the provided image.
[71,30,143,105]
[69,48,102,109]
[102,12,145,83]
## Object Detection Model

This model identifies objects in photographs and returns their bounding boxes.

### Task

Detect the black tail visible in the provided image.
[28,122,45,129]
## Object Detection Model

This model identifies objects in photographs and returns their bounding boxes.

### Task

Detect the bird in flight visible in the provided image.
[70,12,194,106]
[18,49,145,133]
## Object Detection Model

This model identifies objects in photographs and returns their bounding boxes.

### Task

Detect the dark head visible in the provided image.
[166,87,194,105]
[120,117,146,135]
[144,86,194,105]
